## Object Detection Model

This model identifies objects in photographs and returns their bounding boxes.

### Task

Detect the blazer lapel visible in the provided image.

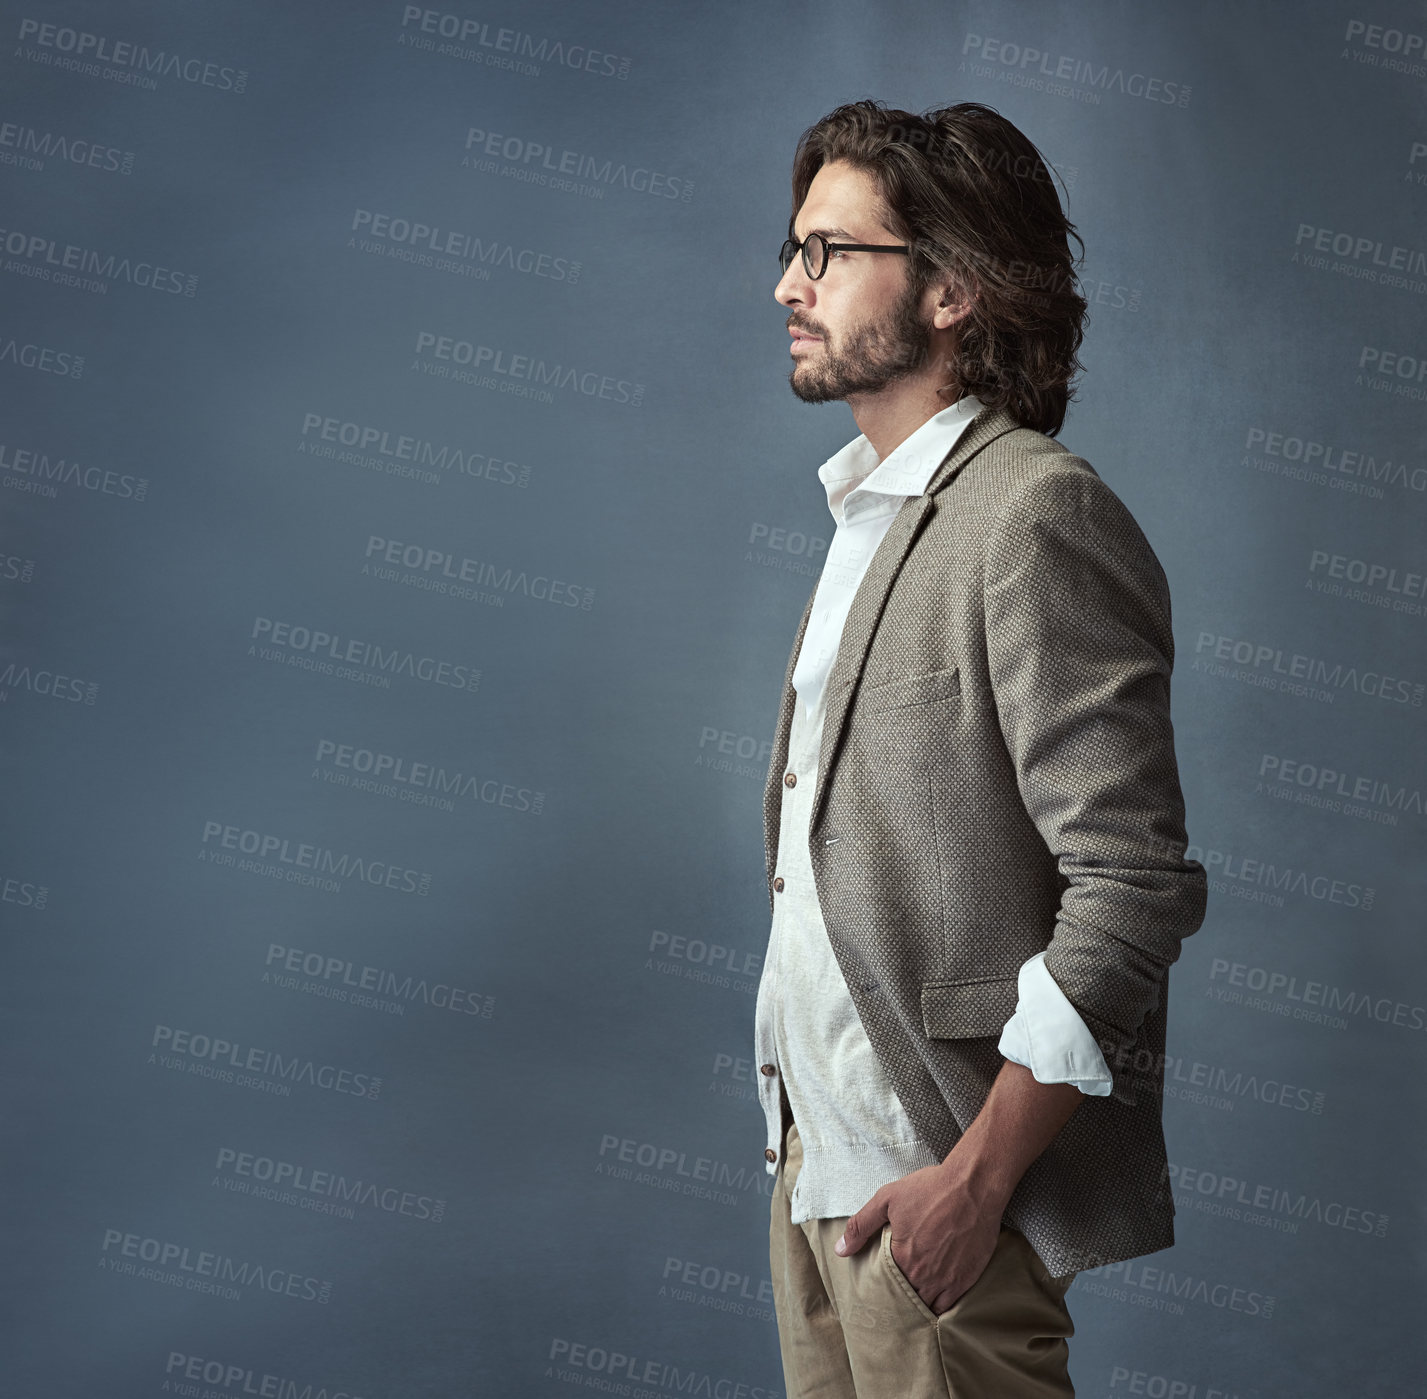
[764,406,1022,873]
[805,493,934,835]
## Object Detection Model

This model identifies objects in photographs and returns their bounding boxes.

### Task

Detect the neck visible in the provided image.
[848,381,965,463]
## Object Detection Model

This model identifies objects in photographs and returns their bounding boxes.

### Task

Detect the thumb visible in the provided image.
[835,1196,888,1257]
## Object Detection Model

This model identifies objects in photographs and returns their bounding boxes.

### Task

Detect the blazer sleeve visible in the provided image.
[982,465,1208,1064]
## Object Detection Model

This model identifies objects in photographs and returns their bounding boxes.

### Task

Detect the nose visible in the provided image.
[775,261,810,306]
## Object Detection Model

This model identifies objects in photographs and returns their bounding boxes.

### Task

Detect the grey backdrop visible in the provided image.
[3,2,1424,1396]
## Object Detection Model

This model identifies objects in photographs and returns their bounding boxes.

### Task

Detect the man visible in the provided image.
[753,100,1208,1397]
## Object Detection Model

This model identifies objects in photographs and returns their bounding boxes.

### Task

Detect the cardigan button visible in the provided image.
[765,1148,777,1163]
[784,771,797,787]
[773,877,784,893]
[760,1063,777,1076]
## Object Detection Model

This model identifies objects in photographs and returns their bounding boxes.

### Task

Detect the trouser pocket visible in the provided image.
[878,1224,941,1324]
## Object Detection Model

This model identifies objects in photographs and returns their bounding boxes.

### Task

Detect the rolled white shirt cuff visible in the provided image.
[997,951,1114,1096]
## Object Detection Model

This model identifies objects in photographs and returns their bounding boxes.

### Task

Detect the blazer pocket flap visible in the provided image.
[858,665,960,712]
[921,974,1020,1039]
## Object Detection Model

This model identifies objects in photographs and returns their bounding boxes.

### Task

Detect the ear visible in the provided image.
[931,279,975,329]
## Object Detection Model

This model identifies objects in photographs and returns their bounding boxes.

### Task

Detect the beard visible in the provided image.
[788,281,942,403]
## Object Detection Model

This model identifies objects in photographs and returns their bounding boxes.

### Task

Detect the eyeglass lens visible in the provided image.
[780,235,826,278]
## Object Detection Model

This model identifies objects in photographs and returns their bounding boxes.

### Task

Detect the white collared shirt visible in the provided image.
[754,394,1111,1224]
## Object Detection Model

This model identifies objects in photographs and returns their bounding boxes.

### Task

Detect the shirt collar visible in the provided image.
[817,394,986,526]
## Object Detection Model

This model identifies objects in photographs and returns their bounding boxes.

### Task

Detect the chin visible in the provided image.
[788,374,840,405]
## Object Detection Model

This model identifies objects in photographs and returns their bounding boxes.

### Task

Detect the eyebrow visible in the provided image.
[791,223,857,242]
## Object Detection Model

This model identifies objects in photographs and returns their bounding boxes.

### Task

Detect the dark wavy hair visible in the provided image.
[789,99,1087,436]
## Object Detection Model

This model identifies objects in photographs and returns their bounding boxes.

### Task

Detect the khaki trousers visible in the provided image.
[769,1119,1078,1398]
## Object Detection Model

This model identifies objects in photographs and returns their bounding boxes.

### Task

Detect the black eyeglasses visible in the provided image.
[779,232,910,280]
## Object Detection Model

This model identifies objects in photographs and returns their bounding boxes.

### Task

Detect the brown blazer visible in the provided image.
[761,405,1208,1276]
